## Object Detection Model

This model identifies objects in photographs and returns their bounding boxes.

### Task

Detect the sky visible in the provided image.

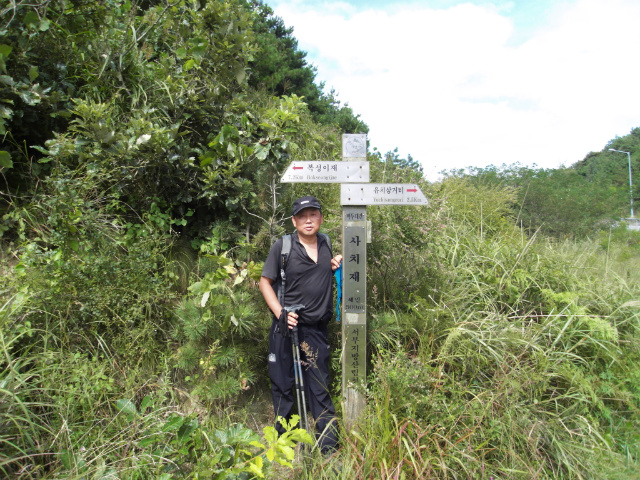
[267,0,640,180]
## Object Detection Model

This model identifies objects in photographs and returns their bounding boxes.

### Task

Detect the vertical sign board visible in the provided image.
[341,135,368,426]
[343,207,367,389]
[343,209,367,315]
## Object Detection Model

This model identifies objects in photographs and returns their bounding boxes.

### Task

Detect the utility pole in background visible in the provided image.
[609,148,634,218]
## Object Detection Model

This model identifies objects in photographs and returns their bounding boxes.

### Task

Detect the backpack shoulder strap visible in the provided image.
[278,234,292,306]
[281,234,292,257]
[318,233,332,255]
[281,234,292,271]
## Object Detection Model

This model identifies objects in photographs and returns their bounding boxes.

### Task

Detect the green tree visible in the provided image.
[445,160,629,238]
[575,127,640,218]
[517,167,616,237]
[245,0,368,134]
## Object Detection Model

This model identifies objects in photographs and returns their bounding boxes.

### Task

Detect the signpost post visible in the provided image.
[340,135,369,426]
[281,134,428,428]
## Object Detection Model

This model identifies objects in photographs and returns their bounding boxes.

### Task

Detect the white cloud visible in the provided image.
[272,0,640,180]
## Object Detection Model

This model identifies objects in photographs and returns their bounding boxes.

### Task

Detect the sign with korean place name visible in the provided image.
[344,324,366,385]
[281,161,370,183]
[343,206,367,315]
[341,183,428,205]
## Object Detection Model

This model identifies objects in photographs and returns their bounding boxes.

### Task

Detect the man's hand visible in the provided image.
[277,308,298,336]
[286,310,299,329]
[278,304,304,334]
[331,254,343,272]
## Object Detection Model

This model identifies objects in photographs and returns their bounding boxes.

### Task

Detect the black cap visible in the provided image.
[292,196,322,216]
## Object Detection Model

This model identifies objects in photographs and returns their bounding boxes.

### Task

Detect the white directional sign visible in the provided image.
[281,161,370,183]
[341,183,428,206]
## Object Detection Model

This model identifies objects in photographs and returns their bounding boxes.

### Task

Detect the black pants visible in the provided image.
[268,318,338,453]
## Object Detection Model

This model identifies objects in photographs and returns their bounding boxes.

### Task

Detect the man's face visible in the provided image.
[292,208,323,237]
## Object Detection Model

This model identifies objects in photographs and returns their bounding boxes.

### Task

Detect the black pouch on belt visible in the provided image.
[277,309,290,337]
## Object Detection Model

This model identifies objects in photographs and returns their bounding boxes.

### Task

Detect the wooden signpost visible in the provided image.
[281,134,428,427]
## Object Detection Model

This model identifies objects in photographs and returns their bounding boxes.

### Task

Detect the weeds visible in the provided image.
[299,206,640,479]
[2,167,640,479]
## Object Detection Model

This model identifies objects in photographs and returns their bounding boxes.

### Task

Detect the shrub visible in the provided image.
[172,253,268,406]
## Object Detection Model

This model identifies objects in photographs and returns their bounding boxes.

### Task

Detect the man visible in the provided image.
[259,196,342,454]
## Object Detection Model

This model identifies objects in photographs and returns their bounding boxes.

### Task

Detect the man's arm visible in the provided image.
[259,276,299,329]
[331,254,343,271]
[258,276,282,318]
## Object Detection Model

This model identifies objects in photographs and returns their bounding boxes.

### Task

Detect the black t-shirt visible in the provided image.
[262,233,333,324]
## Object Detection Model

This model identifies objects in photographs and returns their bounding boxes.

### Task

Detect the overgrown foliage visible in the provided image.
[1,0,639,478]
[0,0,366,246]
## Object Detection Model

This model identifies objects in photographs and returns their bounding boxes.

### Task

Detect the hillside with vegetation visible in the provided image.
[444,128,640,239]
[1,1,639,479]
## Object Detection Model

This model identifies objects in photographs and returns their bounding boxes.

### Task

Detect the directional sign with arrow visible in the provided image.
[341,183,428,205]
[281,161,369,183]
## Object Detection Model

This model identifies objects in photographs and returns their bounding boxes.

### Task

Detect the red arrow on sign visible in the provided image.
[292,166,303,170]
[407,188,417,192]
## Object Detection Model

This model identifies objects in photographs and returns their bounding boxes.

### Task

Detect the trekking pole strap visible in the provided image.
[334,264,342,322]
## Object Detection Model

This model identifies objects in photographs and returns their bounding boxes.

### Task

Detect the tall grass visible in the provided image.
[0,293,51,478]
[301,218,640,479]
[3,171,640,478]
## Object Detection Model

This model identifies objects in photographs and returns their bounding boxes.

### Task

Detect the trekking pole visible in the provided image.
[291,325,309,433]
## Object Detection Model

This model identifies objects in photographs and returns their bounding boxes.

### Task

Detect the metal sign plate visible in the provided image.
[342,206,367,395]
[344,224,366,313]
[342,134,367,159]
[281,161,370,183]
[341,183,428,205]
